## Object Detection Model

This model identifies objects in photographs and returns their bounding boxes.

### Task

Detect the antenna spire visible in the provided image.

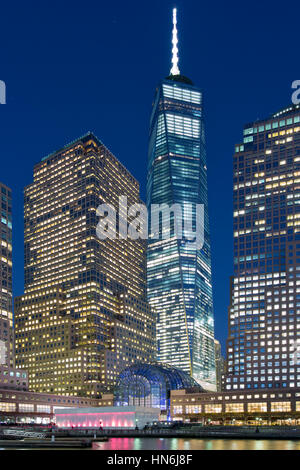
[170,8,180,76]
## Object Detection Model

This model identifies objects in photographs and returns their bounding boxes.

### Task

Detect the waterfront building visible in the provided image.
[14,132,156,397]
[55,406,160,429]
[226,104,300,391]
[114,362,200,416]
[3,384,300,427]
[0,387,105,425]
[170,387,300,426]
[146,8,216,390]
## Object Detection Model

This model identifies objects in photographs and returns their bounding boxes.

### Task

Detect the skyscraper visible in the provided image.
[0,182,13,368]
[0,183,29,391]
[214,339,225,392]
[226,104,300,391]
[15,133,155,397]
[146,9,216,390]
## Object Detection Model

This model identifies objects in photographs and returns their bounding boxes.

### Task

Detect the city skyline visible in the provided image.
[0,0,299,353]
[1,1,300,448]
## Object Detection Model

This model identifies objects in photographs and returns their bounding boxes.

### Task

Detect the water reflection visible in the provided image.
[93,438,300,451]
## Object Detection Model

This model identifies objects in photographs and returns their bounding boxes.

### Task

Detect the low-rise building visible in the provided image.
[0,389,111,425]
[171,388,300,425]
[55,406,160,429]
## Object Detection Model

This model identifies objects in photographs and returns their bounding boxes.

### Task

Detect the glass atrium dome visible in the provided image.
[114,362,203,411]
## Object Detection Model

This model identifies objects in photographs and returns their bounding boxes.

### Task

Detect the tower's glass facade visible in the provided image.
[146,75,216,390]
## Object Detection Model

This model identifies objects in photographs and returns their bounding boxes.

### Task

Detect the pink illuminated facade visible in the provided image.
[55,406,160,429]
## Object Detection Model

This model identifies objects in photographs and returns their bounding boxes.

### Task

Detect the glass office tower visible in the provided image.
[226,104,300,391]
[0,182,13,368]
[146,10,216,390]
[15,133,155,397]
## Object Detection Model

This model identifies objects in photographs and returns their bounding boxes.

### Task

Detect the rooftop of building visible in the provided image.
[165,74,194,86]
[0,387,105,405]
[170,387,300,399]
[40,131,102,162]
[28,131,138,189]
[244,103,300,129]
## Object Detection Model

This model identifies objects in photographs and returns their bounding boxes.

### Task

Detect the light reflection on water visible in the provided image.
[92,438,300,451]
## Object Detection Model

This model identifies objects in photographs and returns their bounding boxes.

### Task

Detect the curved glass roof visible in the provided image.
[114,362,202,411]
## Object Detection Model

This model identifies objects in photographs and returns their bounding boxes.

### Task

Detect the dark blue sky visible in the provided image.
[0,0,299,352]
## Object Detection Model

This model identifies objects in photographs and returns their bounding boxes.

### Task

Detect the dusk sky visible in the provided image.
[0,0,299,352]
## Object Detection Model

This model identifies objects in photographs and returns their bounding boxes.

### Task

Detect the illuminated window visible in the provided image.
[225,403,244,413]
[19,403,34,412]
[271,402,291,412]
[205,404,222,413]
[185,405,201,414]
[247,402,267,412]
[0,402,16,412]
[37,405,51,413]
[173,406,183,415]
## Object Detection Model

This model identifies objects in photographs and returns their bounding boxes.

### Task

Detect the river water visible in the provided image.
[1,437,300,450]
[92,437,300,451]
